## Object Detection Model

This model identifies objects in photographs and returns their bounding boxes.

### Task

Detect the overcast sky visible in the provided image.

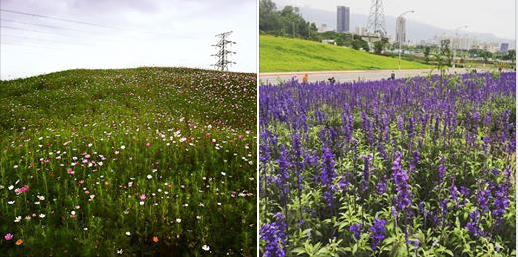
[0,0,257,79]
[277,0,515,40]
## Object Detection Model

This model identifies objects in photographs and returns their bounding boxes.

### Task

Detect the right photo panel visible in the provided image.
[259,0,516,256]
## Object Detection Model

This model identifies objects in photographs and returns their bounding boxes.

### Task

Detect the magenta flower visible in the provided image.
[139,194,147,200]
[14,185,29,194]
[4,233,13,240]
[67,168,75,175]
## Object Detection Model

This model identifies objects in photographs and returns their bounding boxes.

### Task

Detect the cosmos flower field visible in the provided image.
[259,72,516,256]
[0,68,256,256]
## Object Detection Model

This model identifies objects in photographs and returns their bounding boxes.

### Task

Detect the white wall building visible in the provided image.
[395,17,406,44]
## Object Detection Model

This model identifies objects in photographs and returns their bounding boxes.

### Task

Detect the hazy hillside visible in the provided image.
[275,2,515,44]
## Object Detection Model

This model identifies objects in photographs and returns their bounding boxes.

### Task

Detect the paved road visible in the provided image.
[259,68,494,84]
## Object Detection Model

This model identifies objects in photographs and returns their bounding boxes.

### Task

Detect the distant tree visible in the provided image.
[374,38,388,55]
[480,51,492,64]
[335,36,345,46]
[507,49,516,64]
[351,39,362,50]
[433,53,448,86]
[440,39,452,66]
[359,39,369,52]
[259,0,282,35]
[423,46,431,63]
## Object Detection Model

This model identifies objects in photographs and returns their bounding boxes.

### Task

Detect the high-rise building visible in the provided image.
[321,24,328,32]
[500,43,509,53]
[337,6,350,33]
[395,16,406,44]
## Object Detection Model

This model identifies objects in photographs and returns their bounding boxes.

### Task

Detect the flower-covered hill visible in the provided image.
[0,67,257,256]
[0,67,256,132]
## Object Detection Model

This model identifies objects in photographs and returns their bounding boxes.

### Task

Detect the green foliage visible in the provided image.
[424,47,431,63]
[373,38,389,55]
[259,0,317,39]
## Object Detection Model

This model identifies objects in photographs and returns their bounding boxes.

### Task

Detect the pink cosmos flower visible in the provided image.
[140,194,147,200]
[4,233,13,240]
[14,185,29,194]
[67,168,74,175]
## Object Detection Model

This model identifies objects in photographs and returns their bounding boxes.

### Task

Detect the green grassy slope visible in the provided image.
[260,35,430,72]
[0,67,256,256]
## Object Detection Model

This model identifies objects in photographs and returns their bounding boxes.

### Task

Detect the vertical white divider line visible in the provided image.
[256,0,261,255]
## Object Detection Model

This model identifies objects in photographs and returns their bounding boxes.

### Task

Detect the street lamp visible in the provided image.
[452,25,468,68]
[397,10,414,70]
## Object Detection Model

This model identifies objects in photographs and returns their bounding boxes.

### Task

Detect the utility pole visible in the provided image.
[211,31,236,71]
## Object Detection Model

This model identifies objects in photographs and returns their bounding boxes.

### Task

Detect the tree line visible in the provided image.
[259,0,371,52]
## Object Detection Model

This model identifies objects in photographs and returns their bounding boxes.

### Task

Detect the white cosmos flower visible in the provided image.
[126,231,131,236]
[120,145,126,150]
[202,244,210,251]
[8,185,14,190]
[176,218,181,223]
[147,175,152,179]
[14,216,21,222]
[39,214,46,218]
[8,201,15,205]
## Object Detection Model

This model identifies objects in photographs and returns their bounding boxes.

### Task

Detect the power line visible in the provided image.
[2,34,94,46]
[1,18,104,35]
[1,9,125,30]
[0,8,196,39]
[1,42,61,51]
[0,25,123,43]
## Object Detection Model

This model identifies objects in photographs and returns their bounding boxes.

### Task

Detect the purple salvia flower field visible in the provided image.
[259,72,516,256]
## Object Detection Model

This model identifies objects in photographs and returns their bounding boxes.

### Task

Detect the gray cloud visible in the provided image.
[0,0,257,79]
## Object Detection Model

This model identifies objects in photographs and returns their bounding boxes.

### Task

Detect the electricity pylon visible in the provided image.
[211,31,236,71]
[367,0,387,37]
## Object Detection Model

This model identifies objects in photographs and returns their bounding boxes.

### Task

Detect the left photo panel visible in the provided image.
[0,0,257,256]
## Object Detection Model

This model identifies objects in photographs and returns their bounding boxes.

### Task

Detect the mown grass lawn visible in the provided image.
[259,35,430,72]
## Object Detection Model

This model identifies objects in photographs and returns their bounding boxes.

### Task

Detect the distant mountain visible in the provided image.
[275,2,514,45]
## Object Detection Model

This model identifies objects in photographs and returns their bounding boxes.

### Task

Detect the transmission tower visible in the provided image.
[366,0,387,37]
[211,31,236,71]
